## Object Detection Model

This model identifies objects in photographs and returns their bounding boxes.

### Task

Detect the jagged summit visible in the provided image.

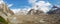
[47,5,60,14]
[27,9,44,15]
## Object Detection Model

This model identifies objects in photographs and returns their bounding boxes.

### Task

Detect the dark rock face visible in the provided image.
[27,9,35,15]
[47,5,60,14]
[27,9,44,15]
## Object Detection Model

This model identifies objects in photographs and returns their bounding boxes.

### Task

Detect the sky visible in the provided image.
[4,0,31,9]
[2,0,60,13]
[4,0,60,9]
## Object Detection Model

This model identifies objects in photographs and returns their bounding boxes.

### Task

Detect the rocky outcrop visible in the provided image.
[0,1,14,21]
[27,9,35,15]
[47,5,60,15]
[0,3,14,16]
[27,9,44,15]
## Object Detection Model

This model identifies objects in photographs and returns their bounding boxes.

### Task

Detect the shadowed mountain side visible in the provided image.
[47,5,60,14]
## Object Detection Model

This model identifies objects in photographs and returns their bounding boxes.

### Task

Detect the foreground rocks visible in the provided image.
[8,14,60,24]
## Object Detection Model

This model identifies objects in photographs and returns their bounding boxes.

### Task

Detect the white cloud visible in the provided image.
[34,1,52,13]
[28,0,52,13]
[28,0,37,4]
[8,4,13,7]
